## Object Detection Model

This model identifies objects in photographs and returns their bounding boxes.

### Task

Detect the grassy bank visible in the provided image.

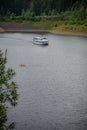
[50,23,87,35]
[29,19,87,35]
[0,20,87,36]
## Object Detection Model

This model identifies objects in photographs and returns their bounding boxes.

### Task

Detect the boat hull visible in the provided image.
[33,41,48,45]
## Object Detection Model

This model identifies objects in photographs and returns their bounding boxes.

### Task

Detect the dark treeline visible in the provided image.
[0,0,87,15]
[0,0,87,25]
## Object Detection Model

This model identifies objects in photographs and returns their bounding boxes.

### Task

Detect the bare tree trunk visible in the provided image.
[5,49,7,59]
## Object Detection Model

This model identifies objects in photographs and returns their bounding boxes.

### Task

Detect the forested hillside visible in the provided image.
[0,0,87,16]
[0,0,87,32]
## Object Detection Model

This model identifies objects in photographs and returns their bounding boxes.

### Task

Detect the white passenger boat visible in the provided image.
[33,37,49,45]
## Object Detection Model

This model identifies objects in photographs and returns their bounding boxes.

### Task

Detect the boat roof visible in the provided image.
[34,37,47,40]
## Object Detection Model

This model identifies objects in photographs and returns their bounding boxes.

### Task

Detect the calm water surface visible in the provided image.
[0,33,87,130]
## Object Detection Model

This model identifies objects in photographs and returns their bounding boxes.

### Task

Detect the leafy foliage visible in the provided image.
[0,0,87,16]
[0,0,87,25]
[0,50,18,130]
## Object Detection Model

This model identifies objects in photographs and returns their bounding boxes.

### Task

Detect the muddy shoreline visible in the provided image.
[0,23,87,37]
[0,23,49,33]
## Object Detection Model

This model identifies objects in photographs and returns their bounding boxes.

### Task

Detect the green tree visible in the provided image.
[0,50,18,130]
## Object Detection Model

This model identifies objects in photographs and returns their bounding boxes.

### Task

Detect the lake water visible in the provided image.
[0,33,87,130]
